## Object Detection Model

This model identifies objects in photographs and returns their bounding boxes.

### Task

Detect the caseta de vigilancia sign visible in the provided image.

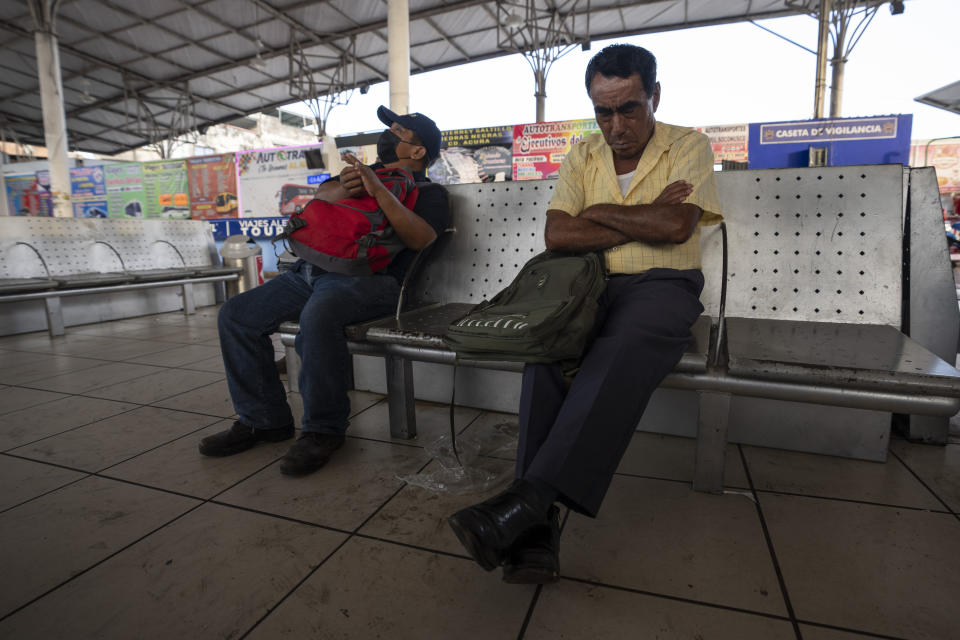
[760,117,898,144]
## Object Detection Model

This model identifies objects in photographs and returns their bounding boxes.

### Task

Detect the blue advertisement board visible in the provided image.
[748,115,912,169]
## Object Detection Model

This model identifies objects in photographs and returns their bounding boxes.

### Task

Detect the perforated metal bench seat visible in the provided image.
[725,318,960,401]
[0,278,58,294]
[336,305,713,374]
[55,272,134,288]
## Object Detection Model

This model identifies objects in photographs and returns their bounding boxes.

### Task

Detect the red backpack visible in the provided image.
[280,167,419,276]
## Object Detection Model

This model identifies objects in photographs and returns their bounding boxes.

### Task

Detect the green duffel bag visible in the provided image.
[442,250,608,367]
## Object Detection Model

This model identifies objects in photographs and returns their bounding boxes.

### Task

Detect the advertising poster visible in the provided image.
[428,125,514,184]
[236,143,326,218]
[70,166,108,218]
[142,159,189,218]
[695,124,749,163]
[187,153,238,220]
[512,119,600,181]
[911,140,960,193]
[5,173,51,216]
[104,163,146,218]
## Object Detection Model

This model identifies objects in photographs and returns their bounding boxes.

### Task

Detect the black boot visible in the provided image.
[198,421,293,457]
[448,480,553,571]
[502,505,561,584]
[279,432,346,476]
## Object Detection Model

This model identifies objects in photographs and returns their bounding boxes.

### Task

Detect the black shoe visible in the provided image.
[279,432,345,476]
[502,505,561,584]
[448,480,552,572]
[199,420,293,457]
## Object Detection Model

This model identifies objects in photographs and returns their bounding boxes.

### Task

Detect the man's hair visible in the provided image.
[584,44,657,96]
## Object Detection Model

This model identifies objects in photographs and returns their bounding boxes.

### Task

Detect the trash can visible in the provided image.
[220,235,263,298]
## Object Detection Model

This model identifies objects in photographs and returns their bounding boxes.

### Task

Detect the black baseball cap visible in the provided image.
[377,106,442,162]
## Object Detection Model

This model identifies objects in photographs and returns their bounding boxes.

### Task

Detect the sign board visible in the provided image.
[512,119,601,180]
[208,216,287,240]
[142,159,190,218]
[187,153,239,220]
[236,143,325,218]
[695,124,749,163]
[104,163,146,218]
[429,125,514,184]
[70,166,108,217]
[748,115,912,169]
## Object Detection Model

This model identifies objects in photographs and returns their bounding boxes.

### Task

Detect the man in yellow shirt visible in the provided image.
[449,44,723,583]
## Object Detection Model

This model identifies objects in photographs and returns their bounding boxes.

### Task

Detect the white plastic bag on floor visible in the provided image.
[397,422,518,495]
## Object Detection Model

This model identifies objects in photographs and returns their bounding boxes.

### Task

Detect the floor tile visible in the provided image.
[83,368,223,404]
[246,537,534,640]
[150,326,222,343]
[0,475,199,617]
[347,397,481,445]
[618,431,749,488]
[125,343,221,367]
[0,386,66,415]
[25,361,167,394]
[760,492,960,639]
[525,580,796,640]
[744,445,943,510]
[105,419,291,499]
[799,624,890,639]
[150,379,235,417]
[72,339,180,362]
[10,406,221,472]
[890,440,960,512]
[0,351,103,385]
[180,354,226,373]
[0,455,87,512]
[217,438,429,531]
[67,319,163,337]
[0,332,114,355]
[560,475,785,615]
[359,458,515,555]
[0,502,345,640]
[0,395,138,451]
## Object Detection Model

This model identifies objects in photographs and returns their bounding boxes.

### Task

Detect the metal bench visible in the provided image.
[0,217,239,336]
[279,165,960,492]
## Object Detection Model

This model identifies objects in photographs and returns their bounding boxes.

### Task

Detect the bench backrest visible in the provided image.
[410,165,906,330]
[0,218,220,278]
[407,180,727,317]
[712,164,904,328]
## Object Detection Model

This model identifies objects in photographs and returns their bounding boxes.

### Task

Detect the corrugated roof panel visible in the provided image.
[205,31,262,59]
[153,10,231,42]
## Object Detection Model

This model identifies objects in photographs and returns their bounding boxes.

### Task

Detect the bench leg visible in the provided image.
[285,344,301,393]
[181,282,196,315]
[44,296,65,337]
[694,390,732,494]
[385,355,417,440]
[903,415,949,445]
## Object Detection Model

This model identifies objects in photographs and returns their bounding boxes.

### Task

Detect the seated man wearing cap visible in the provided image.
[199,106,450,476]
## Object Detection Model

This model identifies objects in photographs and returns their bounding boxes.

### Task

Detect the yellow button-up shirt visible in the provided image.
[548,122,723,273]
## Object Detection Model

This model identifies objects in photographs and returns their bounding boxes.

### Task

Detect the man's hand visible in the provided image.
[653,180,693,205]
[339,152,369,198]
[340,153,387,198]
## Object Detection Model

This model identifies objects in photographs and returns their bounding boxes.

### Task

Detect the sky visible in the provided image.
[286,0,959,142]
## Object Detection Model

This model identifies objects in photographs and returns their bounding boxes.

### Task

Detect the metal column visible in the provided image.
[29,0,71,217]
[387,0,410,114]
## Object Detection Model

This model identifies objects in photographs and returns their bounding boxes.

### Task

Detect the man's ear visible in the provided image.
[410,144,427,162]
[652,81,661,113]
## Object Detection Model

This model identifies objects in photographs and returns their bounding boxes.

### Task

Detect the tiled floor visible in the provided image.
[1,306,959,639]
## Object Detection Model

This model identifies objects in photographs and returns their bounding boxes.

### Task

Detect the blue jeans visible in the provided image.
[218,261,400,435]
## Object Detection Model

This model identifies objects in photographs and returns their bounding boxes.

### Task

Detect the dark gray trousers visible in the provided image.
[516,268,705,517]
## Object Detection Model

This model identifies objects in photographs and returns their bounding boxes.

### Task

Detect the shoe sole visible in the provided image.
[448,514,501,572]
[502,565,560,585]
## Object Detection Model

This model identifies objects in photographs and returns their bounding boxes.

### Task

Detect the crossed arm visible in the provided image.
[544,180,703,252]
[312,153,438,250]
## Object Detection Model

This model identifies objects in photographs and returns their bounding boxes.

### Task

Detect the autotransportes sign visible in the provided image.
[748,114,912,169]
